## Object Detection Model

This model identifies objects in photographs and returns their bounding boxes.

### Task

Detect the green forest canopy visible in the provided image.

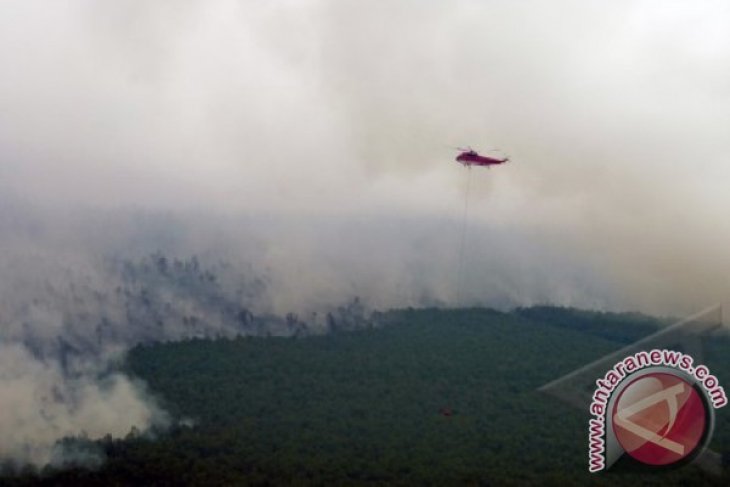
[4,307,728,486]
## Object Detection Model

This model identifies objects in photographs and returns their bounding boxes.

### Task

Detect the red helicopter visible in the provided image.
[455,147,509,167]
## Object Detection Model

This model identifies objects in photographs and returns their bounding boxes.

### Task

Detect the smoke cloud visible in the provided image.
[1,0,729,468]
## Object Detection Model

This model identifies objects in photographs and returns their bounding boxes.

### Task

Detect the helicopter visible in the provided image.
[454,147,509,167]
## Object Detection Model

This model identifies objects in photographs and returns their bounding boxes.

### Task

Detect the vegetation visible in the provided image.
[3,307,728,486]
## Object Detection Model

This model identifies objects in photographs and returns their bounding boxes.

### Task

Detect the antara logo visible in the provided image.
[538,305,727,475]
[612,372,708,466]
[587,351,725,472]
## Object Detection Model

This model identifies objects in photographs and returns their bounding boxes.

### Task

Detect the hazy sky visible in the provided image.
[1,0,730,314]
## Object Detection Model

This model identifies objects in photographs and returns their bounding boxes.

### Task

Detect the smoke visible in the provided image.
[0,343,165,468]
[1,0,729,469]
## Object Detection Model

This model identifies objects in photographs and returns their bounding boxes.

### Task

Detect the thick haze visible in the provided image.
[1,0,730,468]
[2,0,729,313]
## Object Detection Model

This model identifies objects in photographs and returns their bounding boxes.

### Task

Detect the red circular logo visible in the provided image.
[612,372,708,466]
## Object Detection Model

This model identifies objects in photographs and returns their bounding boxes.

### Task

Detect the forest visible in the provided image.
[2,306,728,486]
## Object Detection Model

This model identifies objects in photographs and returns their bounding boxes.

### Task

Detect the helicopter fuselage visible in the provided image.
[455,151,508,167]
